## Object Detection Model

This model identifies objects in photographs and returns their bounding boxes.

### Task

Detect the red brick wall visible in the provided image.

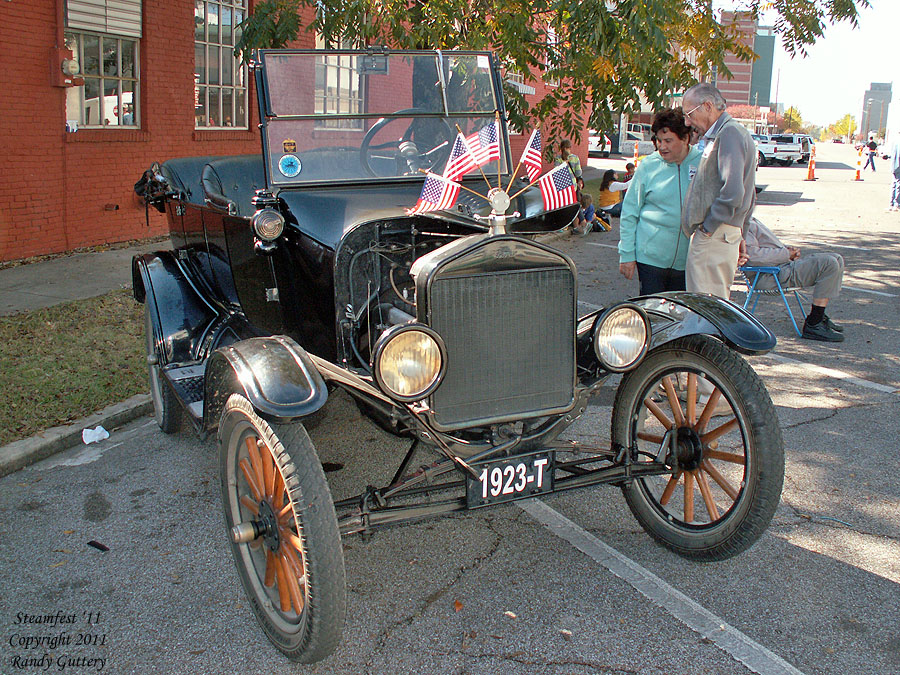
[0,2,582,262]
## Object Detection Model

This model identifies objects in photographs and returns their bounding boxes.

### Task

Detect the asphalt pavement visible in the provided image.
[1,145,899,674]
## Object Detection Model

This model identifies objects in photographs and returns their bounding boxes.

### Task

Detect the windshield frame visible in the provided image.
[253,48,512,188]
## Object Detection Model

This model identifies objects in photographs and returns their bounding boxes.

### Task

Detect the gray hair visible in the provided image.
[684,83,726,111]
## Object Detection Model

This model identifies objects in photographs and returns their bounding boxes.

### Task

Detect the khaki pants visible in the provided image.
[685,224,743,300]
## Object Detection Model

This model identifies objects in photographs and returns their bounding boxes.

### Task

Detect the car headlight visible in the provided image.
[251,208,285,241]
[593,304,650,372]
[372,324,446,402]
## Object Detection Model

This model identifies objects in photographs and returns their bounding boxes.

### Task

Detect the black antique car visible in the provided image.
[134,49,784,664]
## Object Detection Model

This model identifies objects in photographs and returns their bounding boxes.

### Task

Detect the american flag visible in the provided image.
[466,122,500,167]
[520,129,542,182]
[538,164,577,211]
[444,134,477,182]
[407,174,460,214]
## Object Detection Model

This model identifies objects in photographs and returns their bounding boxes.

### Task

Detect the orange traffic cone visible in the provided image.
[853,145,864,181]
[633,138,639,162]
[804,145,817,181]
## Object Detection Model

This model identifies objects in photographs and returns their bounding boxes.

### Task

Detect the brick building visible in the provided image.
[0,1,577,263]
[716,11,757,106]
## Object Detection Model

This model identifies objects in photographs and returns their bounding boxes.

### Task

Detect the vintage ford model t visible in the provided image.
[134,49,784,663]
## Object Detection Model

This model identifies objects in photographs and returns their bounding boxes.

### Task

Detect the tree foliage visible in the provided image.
[782,106,803,131]
[826,113,857,140]
[236,0,869,144]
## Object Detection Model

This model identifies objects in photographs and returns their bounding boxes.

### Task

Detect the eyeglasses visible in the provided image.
[684,101,706,118]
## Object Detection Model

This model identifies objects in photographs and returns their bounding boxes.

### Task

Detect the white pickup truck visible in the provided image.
[753,134,810,166]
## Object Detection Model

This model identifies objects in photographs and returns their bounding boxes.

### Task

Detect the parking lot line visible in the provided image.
[587,242,619,250]
[764,354,899,394]
[840,284,897,298]
[520,499,808,675]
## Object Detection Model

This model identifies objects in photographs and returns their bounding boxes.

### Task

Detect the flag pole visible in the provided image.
[417,169,491,202]
[506,124,537,192]
[455,123,494,190]
[508,163,554,201]
[496,111,502,190]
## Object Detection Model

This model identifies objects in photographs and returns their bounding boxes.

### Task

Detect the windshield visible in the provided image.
[257,50,509,186]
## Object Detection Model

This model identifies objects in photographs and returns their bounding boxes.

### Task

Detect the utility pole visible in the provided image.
[772,69,780,131]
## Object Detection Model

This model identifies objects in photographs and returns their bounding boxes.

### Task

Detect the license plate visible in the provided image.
[466,452,554,508]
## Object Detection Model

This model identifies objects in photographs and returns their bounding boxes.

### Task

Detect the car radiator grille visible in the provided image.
[428,267,575,429]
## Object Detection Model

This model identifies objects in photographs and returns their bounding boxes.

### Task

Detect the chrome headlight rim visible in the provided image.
[251,208,285,241]
[371,323,447,403]
[592,303,651,373]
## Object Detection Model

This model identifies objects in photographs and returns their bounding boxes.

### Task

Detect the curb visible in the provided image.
[0,394,153,478]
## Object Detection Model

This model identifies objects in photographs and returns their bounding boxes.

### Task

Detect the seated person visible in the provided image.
[741,217,845,342]
[574,193,609,234]
[622,162,636,182]
[597,169,628,218]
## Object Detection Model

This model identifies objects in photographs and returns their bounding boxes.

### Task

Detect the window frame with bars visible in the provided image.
[64,30,140,129]
[194,0,249,130]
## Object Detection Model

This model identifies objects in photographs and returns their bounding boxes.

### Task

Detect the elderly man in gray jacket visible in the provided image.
[681,83,757,299]
[742,217,845,342]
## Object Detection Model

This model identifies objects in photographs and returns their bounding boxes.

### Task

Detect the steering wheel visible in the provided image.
[360,109,455,177]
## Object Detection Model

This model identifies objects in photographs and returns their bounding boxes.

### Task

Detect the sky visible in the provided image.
[717,1,900,132]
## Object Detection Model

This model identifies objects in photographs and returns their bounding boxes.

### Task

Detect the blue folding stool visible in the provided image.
[739,266,807,337]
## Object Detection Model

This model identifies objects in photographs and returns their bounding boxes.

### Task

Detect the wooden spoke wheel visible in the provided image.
[219,394,345,663]
[144,303,180,433]
[612,335,784,561]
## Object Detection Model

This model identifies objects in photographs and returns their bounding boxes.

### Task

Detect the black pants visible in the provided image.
[636,262,686,295]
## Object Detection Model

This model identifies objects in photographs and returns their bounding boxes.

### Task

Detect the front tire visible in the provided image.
[219,394,346,663]
[611,335,783,561]
[757,151,766,167]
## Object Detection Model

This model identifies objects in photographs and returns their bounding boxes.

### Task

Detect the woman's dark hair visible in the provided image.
[600,169,617,192]
[652,108,691,141]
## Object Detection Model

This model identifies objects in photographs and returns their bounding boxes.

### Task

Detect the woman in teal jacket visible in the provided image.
[618,108,701,295]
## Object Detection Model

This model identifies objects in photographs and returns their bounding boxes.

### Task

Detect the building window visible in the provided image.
[65,31,139,128]
[545,27,559,87]
[314,34,363,130]
[195,0,248,128]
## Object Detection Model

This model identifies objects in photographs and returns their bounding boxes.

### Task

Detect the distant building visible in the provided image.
[749,26,775,107]
[716,11,756,105]
[860,83,892,138]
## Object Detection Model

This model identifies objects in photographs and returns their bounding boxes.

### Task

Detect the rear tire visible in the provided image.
[144,303,181,433]
[220,394,346,663]
[757,152,766,167]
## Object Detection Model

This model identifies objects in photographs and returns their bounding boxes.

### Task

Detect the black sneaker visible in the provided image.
[823,315,843,332]
[802,320,845,342]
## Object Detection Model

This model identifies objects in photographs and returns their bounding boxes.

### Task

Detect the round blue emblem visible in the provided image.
[278,154,302,177]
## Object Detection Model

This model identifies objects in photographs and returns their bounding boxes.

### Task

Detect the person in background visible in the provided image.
[556,139,583,179]
[596,169,628,219]
[680,82,757,300]
[741,217,845,342]
[890,134,900,212]
[623,162,636,182]
[864,136,878,172]
[618,108,701,294]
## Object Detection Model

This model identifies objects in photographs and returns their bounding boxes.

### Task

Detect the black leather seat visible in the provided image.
[161,156,223,206]
[201,155,265,217]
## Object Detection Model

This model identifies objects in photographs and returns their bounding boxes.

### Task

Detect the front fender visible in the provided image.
[633,292,776,355]
[203,336,328,429]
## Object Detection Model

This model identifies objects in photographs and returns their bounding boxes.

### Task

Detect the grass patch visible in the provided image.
[0,289,146,445]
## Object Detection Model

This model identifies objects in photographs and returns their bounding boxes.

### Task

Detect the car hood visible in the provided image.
[276,180,577,249]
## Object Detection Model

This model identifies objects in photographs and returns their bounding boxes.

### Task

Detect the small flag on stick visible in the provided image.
[521,129,542,182]
[537,164,577,211]
[407,173,460,214]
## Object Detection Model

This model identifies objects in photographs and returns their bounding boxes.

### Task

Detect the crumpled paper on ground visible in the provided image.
[82,425,110,444]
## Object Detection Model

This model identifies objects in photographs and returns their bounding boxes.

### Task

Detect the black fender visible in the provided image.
[203,336,328,430]
[132,251,219,365]
[633,292,776,355]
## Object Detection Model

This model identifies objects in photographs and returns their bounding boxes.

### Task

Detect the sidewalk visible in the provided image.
[0,240,165,316]
[0,239,167,476]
